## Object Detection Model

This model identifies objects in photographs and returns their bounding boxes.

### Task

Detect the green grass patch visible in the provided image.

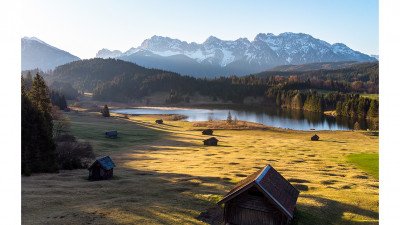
[360,94,379,100]
[346,153,379,179]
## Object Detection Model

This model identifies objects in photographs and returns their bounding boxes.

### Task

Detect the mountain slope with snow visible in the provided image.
[98,33,377,77]
[22,37,80,71]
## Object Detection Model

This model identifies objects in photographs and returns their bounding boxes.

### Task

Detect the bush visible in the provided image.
[55,135,95,169]
[354,121,360,130]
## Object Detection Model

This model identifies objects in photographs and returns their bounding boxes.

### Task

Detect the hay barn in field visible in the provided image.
[204,137,218,146]
[217,165,299,225]
[105,130,118,139]
[202,129,213,135]
[311,134,319,141]
[88,156,115,181]
[155,119,163,124]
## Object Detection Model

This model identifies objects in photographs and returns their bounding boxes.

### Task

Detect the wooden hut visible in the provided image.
[88,156,115,181]
[217,165,299,225]
[203,137,218,146]
[202,129,213,135]
[311,134,319,141]
[105,130,118,139]
[155,119,163,124]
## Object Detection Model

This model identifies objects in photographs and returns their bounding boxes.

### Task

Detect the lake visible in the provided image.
[111,106,374,131]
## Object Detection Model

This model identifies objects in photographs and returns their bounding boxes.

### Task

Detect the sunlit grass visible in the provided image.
[347,154,379,179]
[22,111,379,225]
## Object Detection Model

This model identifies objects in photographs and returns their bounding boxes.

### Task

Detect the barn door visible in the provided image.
[93,167,100,179]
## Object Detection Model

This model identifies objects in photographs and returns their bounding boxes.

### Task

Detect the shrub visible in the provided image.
[55,135,95,169]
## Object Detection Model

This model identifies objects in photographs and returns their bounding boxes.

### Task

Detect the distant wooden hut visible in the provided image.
[203,137,218,146]
[105,130,118,139]
[155,119,163,124]
[217,165,299,225]
[202,129,213,135]
[311,134,319,141]
[88,156,115,181]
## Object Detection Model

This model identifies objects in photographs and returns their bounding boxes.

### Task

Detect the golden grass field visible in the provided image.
[21,110,379,225]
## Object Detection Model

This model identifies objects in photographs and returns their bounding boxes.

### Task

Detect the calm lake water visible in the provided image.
[111,107,373,131]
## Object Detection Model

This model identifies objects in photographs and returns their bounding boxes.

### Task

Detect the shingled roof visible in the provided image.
[217,165,299,218]
[88,156,115,171]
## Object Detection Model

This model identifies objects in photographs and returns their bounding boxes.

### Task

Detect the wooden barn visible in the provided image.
[217,165,299,225]
[88,156,115,181]
[155,119,163,124]
[202,129,213,135]
[311,134,319,141]
[105,130,118,139]
[203,137,218,146]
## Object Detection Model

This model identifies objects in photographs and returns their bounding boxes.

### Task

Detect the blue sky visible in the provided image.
[22,0,378,59]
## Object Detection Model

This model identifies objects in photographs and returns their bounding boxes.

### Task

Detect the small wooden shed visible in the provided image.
[88,156,115,181]
[203,137,218,146]
[202,129,213,135]
[105,130,118,139]
[217,165,299,225]
[155,119,163,124]
[311,134,319,141]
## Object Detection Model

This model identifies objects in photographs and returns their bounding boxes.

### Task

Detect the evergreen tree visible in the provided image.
[24,71,33,91]
[368,100,379,118]
[227,111,232,124]
[22,76,58,175]
[29,73,53,135]
[102,105,110,117]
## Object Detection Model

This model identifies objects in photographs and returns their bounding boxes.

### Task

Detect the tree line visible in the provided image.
[46,58,378,119]
[22,73,94,176]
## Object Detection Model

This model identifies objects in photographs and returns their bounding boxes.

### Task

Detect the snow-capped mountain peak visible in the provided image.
[97,32,377,77]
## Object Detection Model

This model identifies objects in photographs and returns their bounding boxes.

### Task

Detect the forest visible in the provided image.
[27,58,378,120]
[21,73,94,175]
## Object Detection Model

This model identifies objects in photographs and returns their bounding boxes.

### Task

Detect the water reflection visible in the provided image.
[111,107,373,131]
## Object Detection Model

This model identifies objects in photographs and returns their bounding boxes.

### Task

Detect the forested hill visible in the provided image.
[50,58,182,91]
[264,61,362,72]
[254,62,378,82]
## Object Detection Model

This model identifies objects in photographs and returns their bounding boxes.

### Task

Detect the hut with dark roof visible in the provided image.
[311,134,319,141]
[155,119,163,124]
[203,137,218,146]
[88,156,116,181]
[217,165,299,225]
[202,129,213,135]
[105,130,118,139]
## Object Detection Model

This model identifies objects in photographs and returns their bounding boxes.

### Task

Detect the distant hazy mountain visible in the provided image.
[97,32,377,77]
[370,54,379,61]
[265,61,362,72]
[96,49,123,58]
[21,37,80,71]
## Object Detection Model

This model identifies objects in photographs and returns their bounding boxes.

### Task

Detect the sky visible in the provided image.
[21,0,379,59]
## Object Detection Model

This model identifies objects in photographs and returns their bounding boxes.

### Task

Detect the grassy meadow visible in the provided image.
[22,110,379,225]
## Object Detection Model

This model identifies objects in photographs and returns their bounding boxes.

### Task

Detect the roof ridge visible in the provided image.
[255,164,271,183]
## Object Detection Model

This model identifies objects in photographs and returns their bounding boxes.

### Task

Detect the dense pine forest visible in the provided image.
[33,58,378,120]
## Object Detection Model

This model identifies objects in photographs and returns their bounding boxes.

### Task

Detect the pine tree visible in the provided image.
[227,111,232,124]
[102,105,110,117]
[23,74,59,174]
[25,71,33,91]
[368,100,379,118]
[29,73,53,135]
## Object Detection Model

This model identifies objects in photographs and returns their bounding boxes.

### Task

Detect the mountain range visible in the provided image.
[21,37,80,71]
[21,33,377,77]
[96,32,377,77]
